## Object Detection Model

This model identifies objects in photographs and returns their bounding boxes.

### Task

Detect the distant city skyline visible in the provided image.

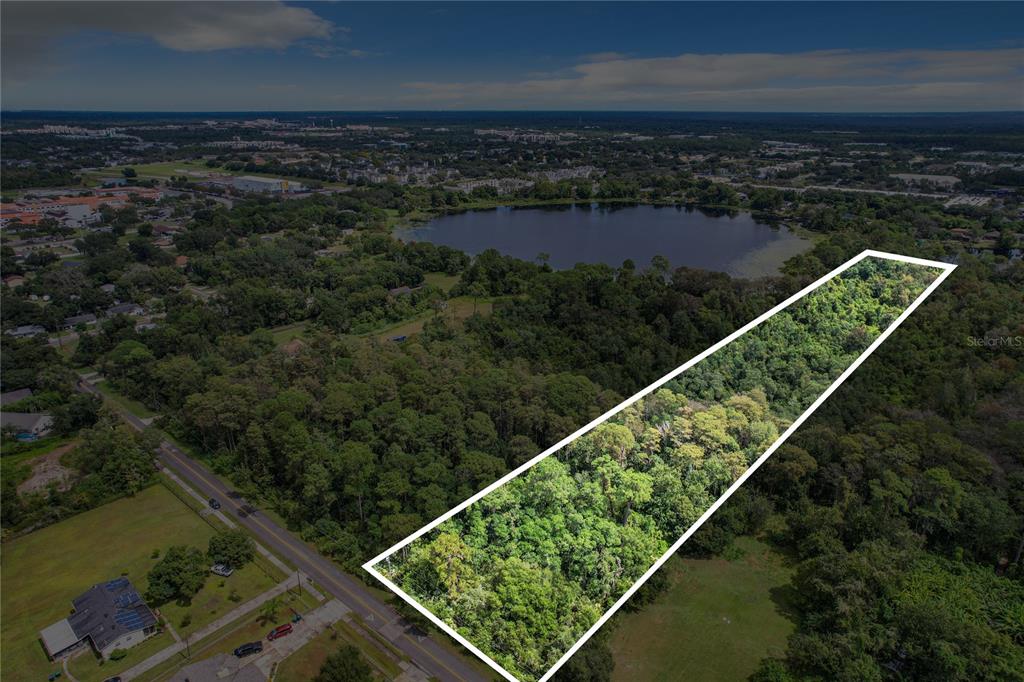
[2,1,1021,112]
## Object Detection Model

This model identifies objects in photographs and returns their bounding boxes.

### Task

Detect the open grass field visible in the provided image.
[276,620,403,681]
[423,271,460,293]
[366,296,493,342]
[266,321,310,346]
[609,536,796,682]
[81,161,348,190]
[0,481,282,682]
[386,207,434,230]
[159,559,282,639]
[68,630,176,682]
[53,333,80,358]
[95,380,158,418]
[130,585,316,682]
[0,435,75,487]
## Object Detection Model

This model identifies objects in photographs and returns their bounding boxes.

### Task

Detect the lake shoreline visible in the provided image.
[395,202,814,277]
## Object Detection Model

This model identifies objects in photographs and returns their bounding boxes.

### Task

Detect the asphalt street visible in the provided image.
[78,380,489,682]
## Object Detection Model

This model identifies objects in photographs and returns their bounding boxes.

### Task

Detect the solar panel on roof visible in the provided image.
[105,578,129,591]
[114,591,141,607]
[115,612,144,628]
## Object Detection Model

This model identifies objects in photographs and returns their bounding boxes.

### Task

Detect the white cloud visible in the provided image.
[580,51,630,63]
[401,48,1024,111]
[2,1,334,82]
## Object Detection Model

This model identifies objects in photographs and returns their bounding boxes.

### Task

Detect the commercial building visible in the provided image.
[231,176,304,193]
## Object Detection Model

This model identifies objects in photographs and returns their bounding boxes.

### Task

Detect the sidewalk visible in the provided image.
[120,573,301,681]
[161,466,325,602]
[252,599,350,677]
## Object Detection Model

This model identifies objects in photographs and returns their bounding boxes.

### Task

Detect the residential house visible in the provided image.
[39,578,158,660]
[0,412,53,438]
[4,325,47,338]
[106,303,145,317]
[0,388,33,406]
[62,313,98,331]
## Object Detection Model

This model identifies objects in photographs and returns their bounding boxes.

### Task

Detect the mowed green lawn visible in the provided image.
[368,296,494,341]
[95,380,158,419]
[82,160,348,190]
[1,482,280,682]
[276,620,401,681]
[610,536,796,682]
[423,271,460,293]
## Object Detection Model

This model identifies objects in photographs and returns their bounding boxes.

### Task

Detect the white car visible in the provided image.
[211,563,234,577]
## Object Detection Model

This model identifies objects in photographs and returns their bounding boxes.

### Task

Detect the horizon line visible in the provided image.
[3,109,1022,115]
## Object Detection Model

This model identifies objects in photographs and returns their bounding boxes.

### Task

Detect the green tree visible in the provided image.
[208,529,255,568]
[313,645,373,682]
[259,596,283,624]
[146,546,207,604]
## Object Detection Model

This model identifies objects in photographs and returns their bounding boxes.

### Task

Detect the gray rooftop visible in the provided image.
[40,619,80,657]
[64,313,98,326]
[4,324,47,337]
[0,412,51,433]
[67,578,157,651]
[0,388,33,406]
[106,303,143,316]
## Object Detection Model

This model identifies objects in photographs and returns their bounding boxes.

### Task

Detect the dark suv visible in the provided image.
[208,498,221,510]
[233,641,263,658]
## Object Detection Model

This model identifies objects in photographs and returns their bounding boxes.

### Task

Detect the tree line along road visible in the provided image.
[76,379,488,682]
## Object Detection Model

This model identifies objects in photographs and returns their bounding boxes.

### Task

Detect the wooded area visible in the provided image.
[4,177,1021,682]
[375,258,941,681]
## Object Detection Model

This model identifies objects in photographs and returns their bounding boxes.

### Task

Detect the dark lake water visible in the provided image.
[397,204,809,277]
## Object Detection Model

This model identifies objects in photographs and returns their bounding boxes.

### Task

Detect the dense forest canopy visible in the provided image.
[2,126,1021,681]
[375,258,942,681]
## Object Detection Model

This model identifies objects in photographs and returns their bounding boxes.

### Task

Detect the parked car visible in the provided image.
[211,563,234,577]
[233,641,263,658]
[267,623,293,640]
[208,498,221,510]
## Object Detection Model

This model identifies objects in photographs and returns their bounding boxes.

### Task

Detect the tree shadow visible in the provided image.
[769,583,802,623]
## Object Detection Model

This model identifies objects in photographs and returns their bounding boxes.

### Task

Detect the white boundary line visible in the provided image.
[364,249,956,682]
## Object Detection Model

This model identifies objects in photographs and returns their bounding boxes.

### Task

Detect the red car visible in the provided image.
[267,623,293,640]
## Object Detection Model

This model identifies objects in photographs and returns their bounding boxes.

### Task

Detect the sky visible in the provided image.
[1,1,1022,112]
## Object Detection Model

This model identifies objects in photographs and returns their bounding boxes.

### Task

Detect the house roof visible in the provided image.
[0,388,33,406]
[5,324,47,337]
[67,578,157,652]
[64,314,98,326]
[0,412,51,433]
[40,619,80,657]
[107,303,143,316]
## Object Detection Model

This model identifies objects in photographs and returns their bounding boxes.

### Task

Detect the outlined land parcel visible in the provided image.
[365,250,955,682]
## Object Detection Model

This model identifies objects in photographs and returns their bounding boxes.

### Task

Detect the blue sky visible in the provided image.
[2,1,1021,111]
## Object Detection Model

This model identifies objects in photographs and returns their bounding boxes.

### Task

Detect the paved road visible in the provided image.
[121,572,308,681]
[709,176,952,199]
[78,380,488,682]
